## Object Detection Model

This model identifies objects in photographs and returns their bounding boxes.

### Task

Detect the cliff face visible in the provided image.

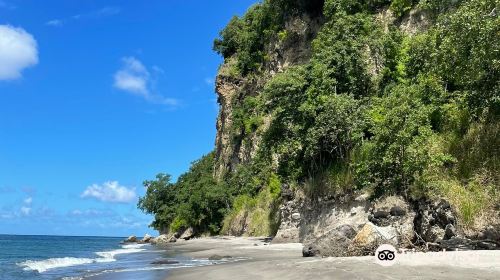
[211,0,500,255]
[214,13,323,179]
[213,3,434,179]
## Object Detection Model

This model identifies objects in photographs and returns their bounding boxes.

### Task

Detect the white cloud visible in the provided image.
[113,56,178,106]
[81,181,137,203]
[0,25,38,80]
[20,206,31,215]
[46,6,120,28]
[46,19,63,27]
[24,197,32,204]
[69,209,114,217]
[114,57,149,95]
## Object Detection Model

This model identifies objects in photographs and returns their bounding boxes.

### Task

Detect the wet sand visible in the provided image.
[166,237,500,280]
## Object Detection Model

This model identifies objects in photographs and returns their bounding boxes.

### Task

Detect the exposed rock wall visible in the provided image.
[214,14,322,179]
[274,187,500,256]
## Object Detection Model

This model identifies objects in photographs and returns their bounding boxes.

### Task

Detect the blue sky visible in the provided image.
[0,0,256,237]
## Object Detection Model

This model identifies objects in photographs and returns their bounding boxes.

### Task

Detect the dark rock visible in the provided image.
[263,237,273,243]
[444,224,456,240]
[281,184,294,201]
[427,242,441,251]
[436,199,451,210]
[179,227,195,240]
[424,225,445,242]
[475,241,498,250]
[151,260,180,265]
[208,255,230,261]
[438,237,473,251]
[479,226,500,241]
[302,244,320,257]
[390,206,406,217]
[336,224,356,239]
[373,210,390,219]
[415,199,458,243]
[368,214,379,224]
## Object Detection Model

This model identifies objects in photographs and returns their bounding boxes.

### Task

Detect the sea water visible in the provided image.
[0,235,225,280]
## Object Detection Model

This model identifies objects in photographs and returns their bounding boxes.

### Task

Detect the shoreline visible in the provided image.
[83,236,500,280]
[165,237,500,280]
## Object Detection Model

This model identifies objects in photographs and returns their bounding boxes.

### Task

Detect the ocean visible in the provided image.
[0,235,223,280]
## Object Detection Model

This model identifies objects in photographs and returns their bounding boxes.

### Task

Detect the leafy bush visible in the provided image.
[138,152,233,234]
[222,178,281,236]
[390,0,415,17]
[356,83,438,196]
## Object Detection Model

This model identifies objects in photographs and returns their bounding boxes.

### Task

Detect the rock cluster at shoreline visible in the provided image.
[122,234,155,244]
[274,188,500,258]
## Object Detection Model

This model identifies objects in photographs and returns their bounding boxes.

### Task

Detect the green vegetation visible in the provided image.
[138,153,233,234]
[139,0,499,236]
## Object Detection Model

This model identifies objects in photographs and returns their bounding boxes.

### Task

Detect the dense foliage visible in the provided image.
[140,0,499,235]
[138,153,233,234]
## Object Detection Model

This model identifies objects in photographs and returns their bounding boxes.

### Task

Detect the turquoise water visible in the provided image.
[0,235,220,280]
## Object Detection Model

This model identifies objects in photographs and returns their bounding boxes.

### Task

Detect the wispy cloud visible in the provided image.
[81,181,137,203]
[114,56,178,106]
[18,196,33,216]
[45,19,63,27]
[69,208,115,217]
[46,6,121,27]
[0,25,38,80]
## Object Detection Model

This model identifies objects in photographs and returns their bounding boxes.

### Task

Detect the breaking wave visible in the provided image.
[18,243,147,273]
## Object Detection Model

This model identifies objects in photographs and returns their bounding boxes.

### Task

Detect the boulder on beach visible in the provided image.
[180,227,195,240]
[141,234,153,243]
[151,234,177,245]
[302,244,320,257]
[124,235,137,243]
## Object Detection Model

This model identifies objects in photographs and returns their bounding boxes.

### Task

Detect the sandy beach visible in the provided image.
[165,237,500,280]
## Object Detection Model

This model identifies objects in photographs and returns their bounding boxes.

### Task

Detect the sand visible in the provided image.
[166,237,500,280]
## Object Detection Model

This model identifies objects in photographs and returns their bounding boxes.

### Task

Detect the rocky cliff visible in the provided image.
[214,12,323,179]
[212,0,500,256]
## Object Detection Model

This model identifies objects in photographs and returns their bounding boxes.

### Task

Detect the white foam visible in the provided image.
[121,243,148,249]
[95,247,146,260]
[18,243,147,273]
[19,257,95,273]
